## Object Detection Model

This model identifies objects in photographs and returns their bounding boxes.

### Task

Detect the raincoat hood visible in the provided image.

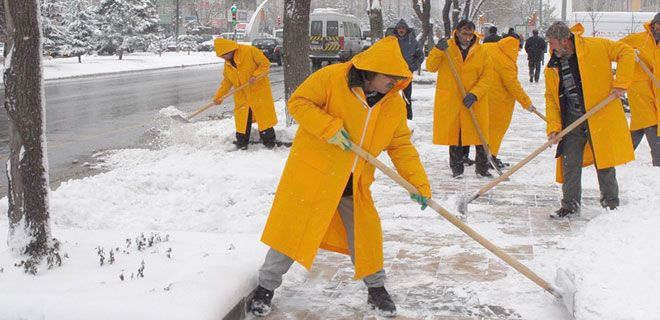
[644,20,653,34]
[570,23,585,37]
[394,19,410,32]
[351,36,413,81]
[213,38,239,57]
[497,36,520,62]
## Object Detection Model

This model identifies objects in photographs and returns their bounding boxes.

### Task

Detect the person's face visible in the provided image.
[548,37,572,59]
[457,27,475,46]
[397,27,407,37]
[367,73,401,94]
[653,22,660,38]
[221,50,234,60]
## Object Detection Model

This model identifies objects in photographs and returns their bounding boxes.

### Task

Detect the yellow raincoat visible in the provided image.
[261,36,431,279]
[545,23,635,182]
[426,31,494,146]
[483,37,533,156]
[620,21,660,135]
[213,38,277,134]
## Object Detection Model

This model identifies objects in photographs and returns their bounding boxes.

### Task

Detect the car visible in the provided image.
[166,41,177,52]
[220,31,246,41]
[198,39,215,52]
[252,38,283,66]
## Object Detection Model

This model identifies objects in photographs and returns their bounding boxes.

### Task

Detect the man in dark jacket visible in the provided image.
[391,19,424,120]
[483,26,501,43]
[504,27,523,49]
[524,29,547,83]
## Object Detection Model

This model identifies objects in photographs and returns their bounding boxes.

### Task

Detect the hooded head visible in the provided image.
[497,36,521,62]
[649,13,660,41]
[350,36,412,93]
[489,26,498,35]
[214,38,239,58]
[394,19,410,37]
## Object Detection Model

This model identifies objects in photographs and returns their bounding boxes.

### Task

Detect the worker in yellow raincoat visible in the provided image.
[213,38,278,150]
[544,22,635,218]
[620,13,660,166]
[426,19,494,178]
[483,36,535,168]
[247,37,432,318]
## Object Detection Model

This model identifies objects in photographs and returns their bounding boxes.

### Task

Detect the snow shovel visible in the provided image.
[635,50,660,88]
[443,50,503,176]
[456,93,617,216]
[170,73,266,123]
[528,105,547,122]
[347,142,576,316]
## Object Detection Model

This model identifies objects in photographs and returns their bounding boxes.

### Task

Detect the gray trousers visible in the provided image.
[560,122,619,210]
[631,125,660,166]
[258,196,387,291]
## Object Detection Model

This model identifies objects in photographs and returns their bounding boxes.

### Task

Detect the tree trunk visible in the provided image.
[78,54,81,63]
[119,47,123,60]
[451,0,460,29]
[413,0,431,55]
[4,0,54,271]
[367,0,383,44]
[442,0,452,37]
[283,0,311,126]
[463,0,471,20]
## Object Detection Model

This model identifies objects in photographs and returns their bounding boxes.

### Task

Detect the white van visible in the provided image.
[273,28,283,40]
[309,8,363,69]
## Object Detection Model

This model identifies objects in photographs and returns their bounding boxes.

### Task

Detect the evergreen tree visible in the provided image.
[41,0,70,57]
[66,0,97,63]
[96,0,160,60]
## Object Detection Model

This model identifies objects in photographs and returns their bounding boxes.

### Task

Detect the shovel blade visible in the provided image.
[170,114,191,123]
[555,268,577,317]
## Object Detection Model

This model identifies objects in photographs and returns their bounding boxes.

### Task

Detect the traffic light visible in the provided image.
[276,15,281,26]
[231,4,237,27]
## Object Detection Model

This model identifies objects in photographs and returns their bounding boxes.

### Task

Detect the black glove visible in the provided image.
[463,93,477,108]
[435,37,448,51]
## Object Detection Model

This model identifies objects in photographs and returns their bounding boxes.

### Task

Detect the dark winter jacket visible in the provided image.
[524,35,547,62]
[391,19,424,72]
[483,34,502,43]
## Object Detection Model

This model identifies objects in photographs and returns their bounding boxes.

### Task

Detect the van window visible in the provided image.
[311,21,323,36]
[327,21,339,37]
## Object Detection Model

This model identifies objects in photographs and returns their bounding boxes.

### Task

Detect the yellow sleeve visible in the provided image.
[250,46,271,78]
[287,70,343,140]
[501,63,533,109]
[544,69,562,134]
[213,69,233,101]
[470,53,494,99]
[607,39,635,90]
[425,47,445,72]
[386,114,432,198]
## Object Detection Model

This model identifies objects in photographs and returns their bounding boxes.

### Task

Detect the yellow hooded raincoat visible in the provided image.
[545,23,635,182]
[426,31,494,146]
[620,21,660,135]
[483,37,533,156]
[261,36,431,279]
[213,38,277,134]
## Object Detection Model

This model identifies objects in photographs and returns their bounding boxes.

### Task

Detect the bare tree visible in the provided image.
[442,0,452,37]
[367,0,384,43]
[283,0,311,126]
[4,0,60,274]
[584,0,606,36]
[412,0,433,53]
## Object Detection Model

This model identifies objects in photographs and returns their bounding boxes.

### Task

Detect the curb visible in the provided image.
[43,61,223,82]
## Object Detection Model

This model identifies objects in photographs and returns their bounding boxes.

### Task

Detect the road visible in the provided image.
[0,64,285,194]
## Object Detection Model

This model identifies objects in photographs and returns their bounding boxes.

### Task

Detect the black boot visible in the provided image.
[475,168,493,178]
[247,285,274,317]
[550,207,579,219]
[367,286,397,317]
[259,127,276,149]
[489,155,509,169]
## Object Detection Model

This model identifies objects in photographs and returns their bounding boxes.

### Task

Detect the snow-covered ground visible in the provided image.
[3,51,222,83]
[0,51,659,320]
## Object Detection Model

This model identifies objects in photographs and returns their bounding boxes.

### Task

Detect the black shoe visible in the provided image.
[600,198,619,210]
[367,286,397,317]
[550,207,578,219]
[489,156,509,169]
[530,78,534,83]
[452,171,464,179]
[462,155,475,166]
[475,168,493,178]
[247,286,274,317]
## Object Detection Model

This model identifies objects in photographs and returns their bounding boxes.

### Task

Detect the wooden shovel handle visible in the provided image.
[348,142,557,295]
[475,94,617,197]
[187,73,268,120]
[531,107,547,122]
[635,50,660,88]
[443,50,503,176]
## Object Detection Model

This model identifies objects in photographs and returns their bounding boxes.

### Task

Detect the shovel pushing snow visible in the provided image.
[456,94,617,217]
[170,73,267,123]
[347,142,577,316]
[635,49,660,88]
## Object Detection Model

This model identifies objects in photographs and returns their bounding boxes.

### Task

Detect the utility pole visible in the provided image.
[175,0,180,50]
[539,0,543,32]
[562,0,567,22]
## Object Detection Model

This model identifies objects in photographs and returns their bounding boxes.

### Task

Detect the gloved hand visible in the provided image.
[213,97,223,105]
[327,128,352,151]
[435,38,448,51]
[410,193,429,210]
[463,92,477,108]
